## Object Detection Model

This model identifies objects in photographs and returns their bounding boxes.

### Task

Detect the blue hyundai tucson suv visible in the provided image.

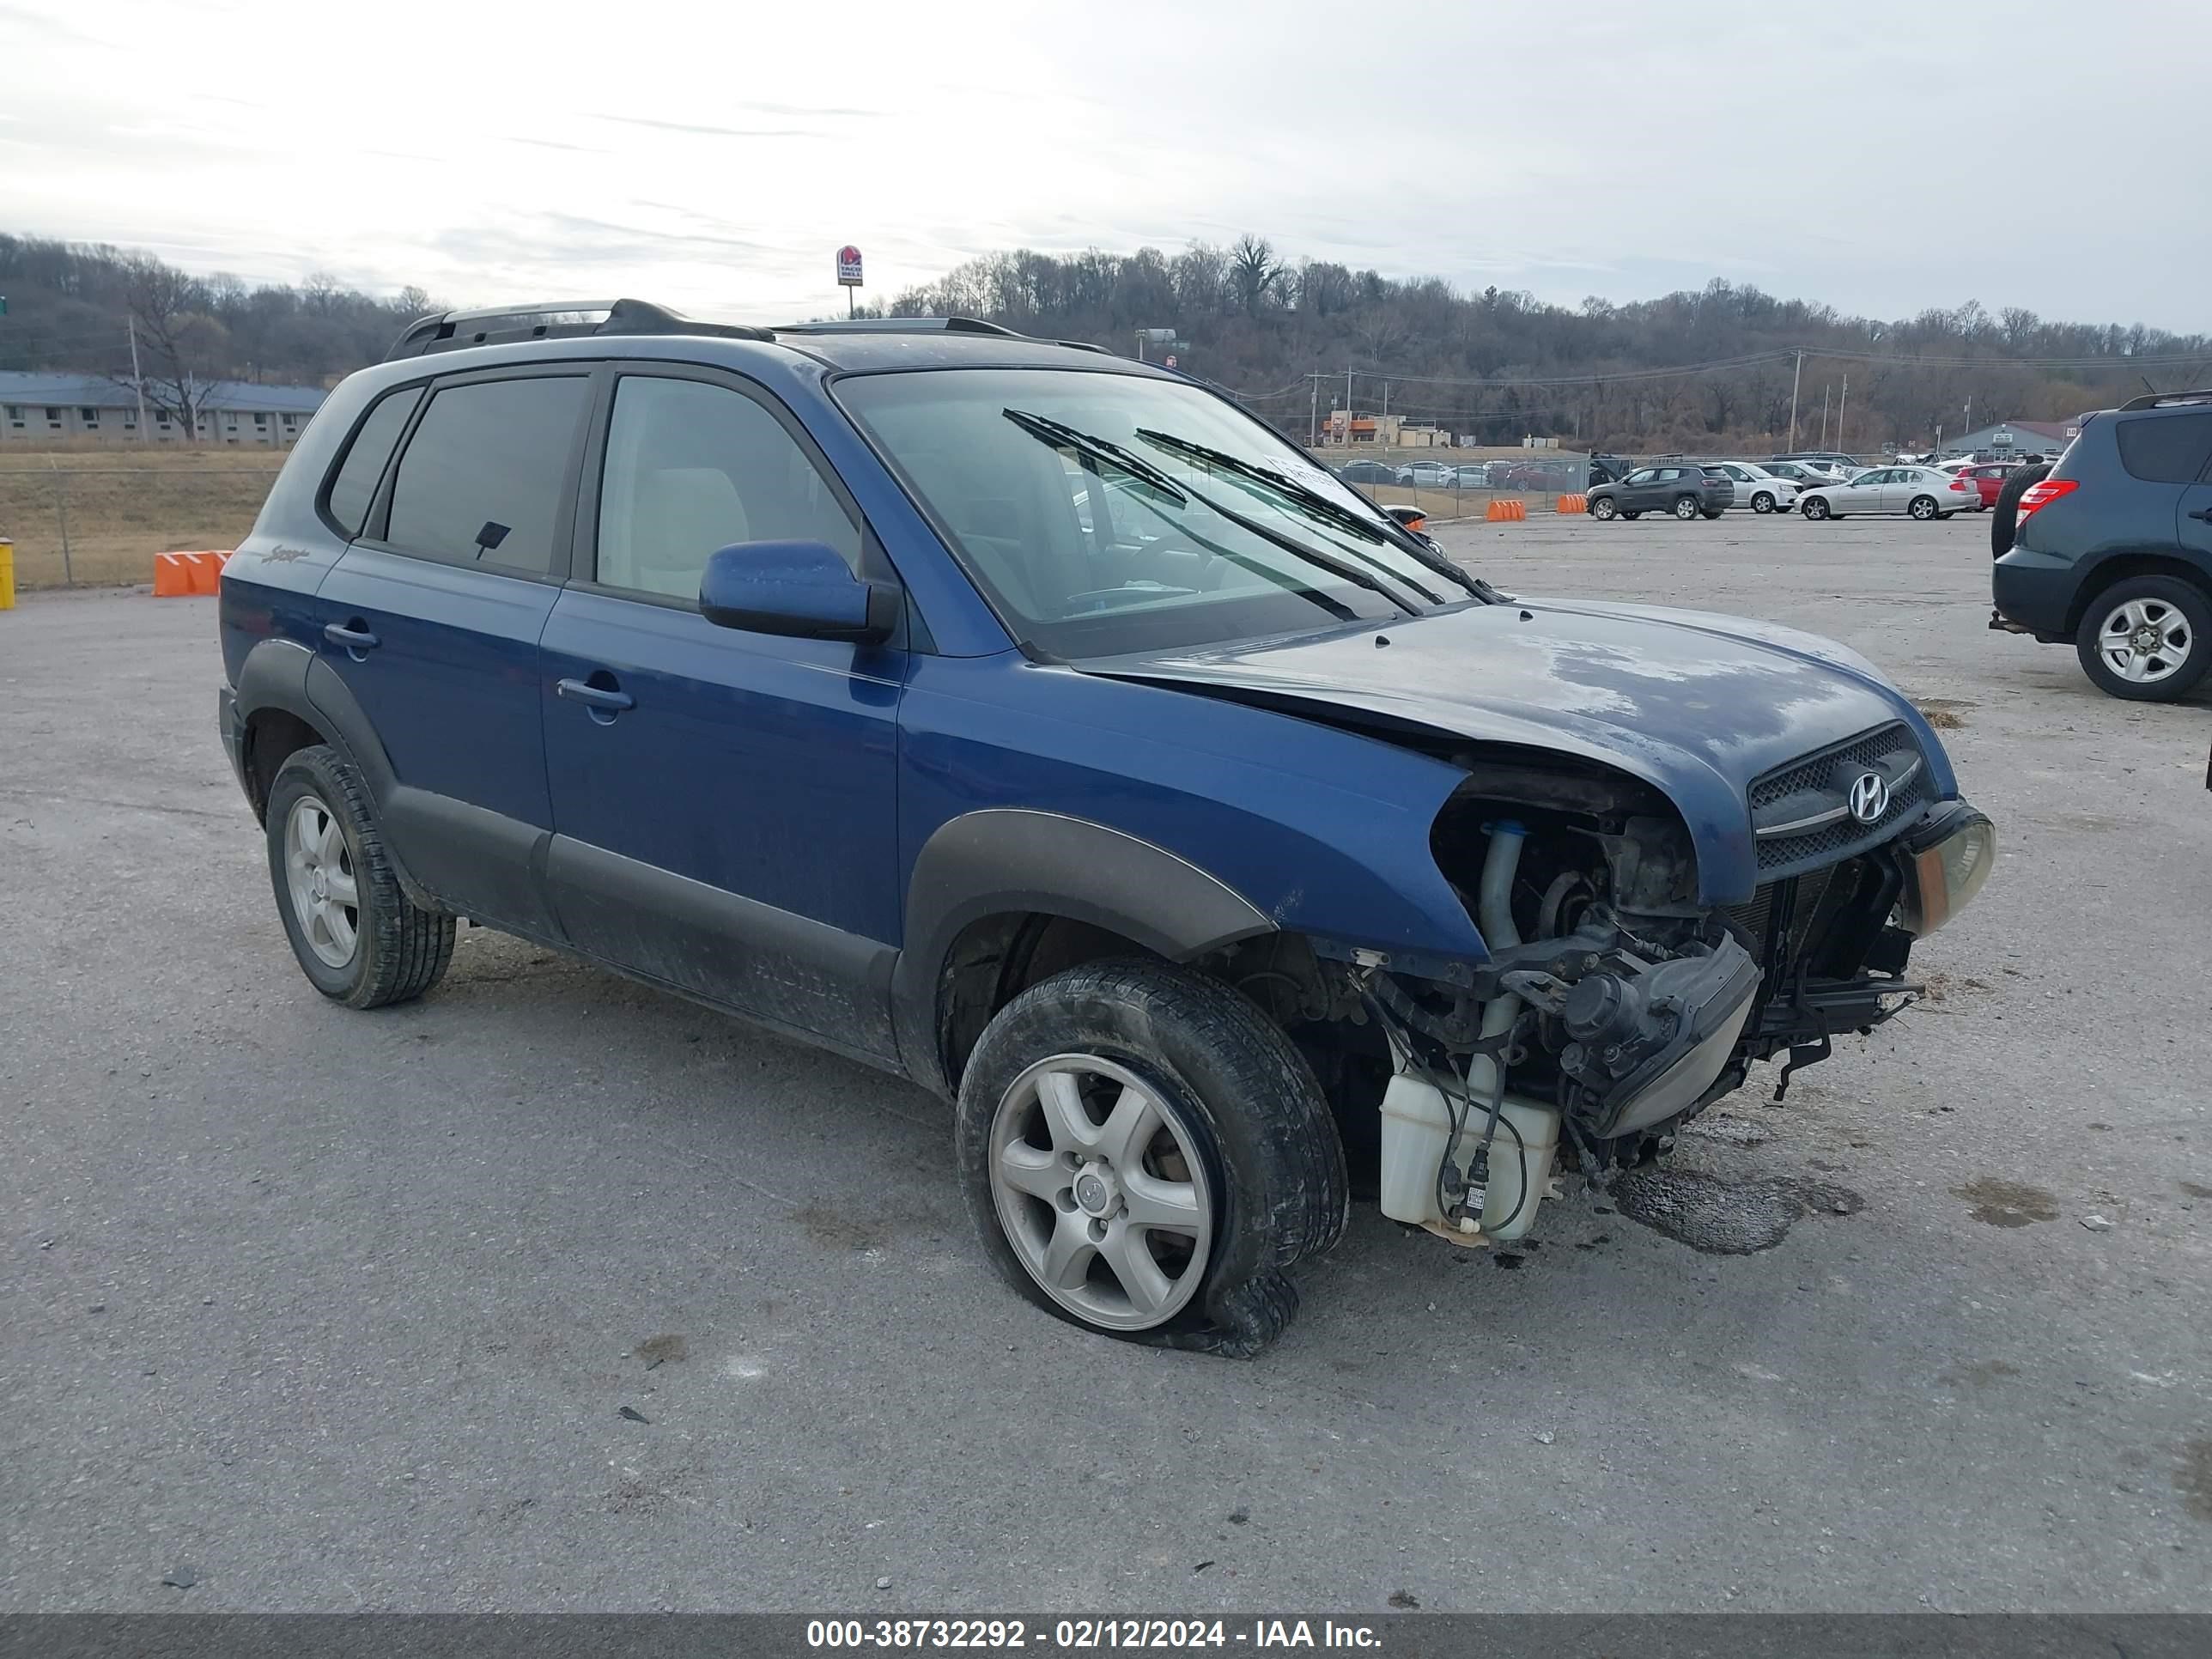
[217,301,1996,1354]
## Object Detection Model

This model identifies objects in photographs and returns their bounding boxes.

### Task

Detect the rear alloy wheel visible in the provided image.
[1621,510,1643,520]
[1589,495,1618,520]
[1751,492,1777,514]
[1673,495,1700,520]
[1802,496,1831,520]
[957,959,1347,1357]
[1909,495,1940,520]
[2075,577,2210,702]
[265,745,456,1008]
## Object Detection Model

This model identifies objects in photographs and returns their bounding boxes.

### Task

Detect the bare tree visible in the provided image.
[1228,234,1279,317]
[105,256,228,441]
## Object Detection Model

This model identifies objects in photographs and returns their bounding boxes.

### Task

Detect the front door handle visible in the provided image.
[2190,507,2211,522]
[556,677,635,713]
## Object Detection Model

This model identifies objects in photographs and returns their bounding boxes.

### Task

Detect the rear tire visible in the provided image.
[1622,510,1643,520]
[265,745,455,1008]
[2074,576,2210,702]
[956,959,1348,1357]
[1909,495,1939,520]
[1673,495,1700,520]
[1700,508,1724,520]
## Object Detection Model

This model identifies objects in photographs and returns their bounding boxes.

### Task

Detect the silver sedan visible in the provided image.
[1797,465,1981,521]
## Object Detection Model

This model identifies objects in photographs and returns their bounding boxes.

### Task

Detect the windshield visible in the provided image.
[837,368,1478,656]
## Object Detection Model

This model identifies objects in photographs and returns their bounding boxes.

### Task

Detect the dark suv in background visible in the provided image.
[1992,390,2212,701]
[1586,463,1733,521]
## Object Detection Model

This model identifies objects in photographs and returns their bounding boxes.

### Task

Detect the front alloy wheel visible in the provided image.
[1590,496,1618,520]
[1752,492,1776,514]
[988,1054,1212,1331]
[1803,496,1831,520]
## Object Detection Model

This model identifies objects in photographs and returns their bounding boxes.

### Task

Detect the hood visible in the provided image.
[1082,598,1955,905]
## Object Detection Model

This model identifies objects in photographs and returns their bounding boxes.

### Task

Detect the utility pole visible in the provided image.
[1308,374,1319,447]
[1837,375,1849,456]
[1820,386,1830,447]
[1787,349,1803,453]
[128,319,149,442]
[1963,392,1972,438]
[1345,368,1353,445]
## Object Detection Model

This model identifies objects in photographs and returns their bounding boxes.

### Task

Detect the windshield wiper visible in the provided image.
[1134,428,1480,603]
[1003,409,1188,504]
[1003,409,1420,618]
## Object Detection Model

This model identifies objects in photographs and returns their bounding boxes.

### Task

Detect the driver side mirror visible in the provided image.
[699,540,900,645]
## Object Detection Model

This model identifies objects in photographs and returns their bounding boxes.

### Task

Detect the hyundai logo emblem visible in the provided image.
[1847,771,1890,824]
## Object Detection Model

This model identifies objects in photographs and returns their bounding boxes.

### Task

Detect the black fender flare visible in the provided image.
[891,809,1275,1096]
[234,637,399,810]
[235,636,436,905]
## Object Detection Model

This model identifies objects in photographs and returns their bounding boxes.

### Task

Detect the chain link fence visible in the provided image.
[0,460,282,589]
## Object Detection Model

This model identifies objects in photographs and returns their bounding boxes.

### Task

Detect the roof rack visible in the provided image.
[385,298,774,362]
[2118,388,2212,411]
[773,316,1021,337]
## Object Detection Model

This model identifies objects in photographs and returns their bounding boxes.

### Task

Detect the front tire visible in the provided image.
[2075,577,2210,702]
[1590,496,1618,520]
[957,959,1348,1357]
[1751,492,1776,514]
[1802,497,1831,520]
[265,745,455,1008]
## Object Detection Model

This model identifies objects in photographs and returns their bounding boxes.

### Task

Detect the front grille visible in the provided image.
[1750,722,1929,877]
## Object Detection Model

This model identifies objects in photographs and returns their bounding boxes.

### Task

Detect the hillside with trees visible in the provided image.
[5,229,2208,454]
[0,234,427,431]
[886,237,2212,453]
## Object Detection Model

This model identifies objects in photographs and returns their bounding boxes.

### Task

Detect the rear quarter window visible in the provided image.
[322,386,422,538]
[2115,411,2212,483]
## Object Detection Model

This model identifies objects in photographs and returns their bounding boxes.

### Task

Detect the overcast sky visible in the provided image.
[3,0,2207,333]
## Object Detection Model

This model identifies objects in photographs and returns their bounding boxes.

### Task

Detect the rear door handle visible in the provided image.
[324,621,379,652]
[556,677,635,713]
[2190,507,2211,521]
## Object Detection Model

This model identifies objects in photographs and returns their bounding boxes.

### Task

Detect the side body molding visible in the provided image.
[892,808,1275,1095]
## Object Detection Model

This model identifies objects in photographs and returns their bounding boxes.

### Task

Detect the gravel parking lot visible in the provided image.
[3,511,2208,1613]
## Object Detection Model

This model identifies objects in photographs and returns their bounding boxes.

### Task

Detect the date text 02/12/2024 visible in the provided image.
[805,1618,1382,1649]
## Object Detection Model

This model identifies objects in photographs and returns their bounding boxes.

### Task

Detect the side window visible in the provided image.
[2116,412,2212,484]
[594,376,859,602]
[385,376,589,574]
[1626,470,1655,485]
[322,386,421,538]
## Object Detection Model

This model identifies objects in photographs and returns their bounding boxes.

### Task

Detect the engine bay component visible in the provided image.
[1542,934,1759,1139]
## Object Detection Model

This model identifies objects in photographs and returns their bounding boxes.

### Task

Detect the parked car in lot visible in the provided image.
[1798,465,1978,520]
[1758,459,1837,490]
[1703,461,1802,514]
[1398,460,1458,488]
[216,299,1996,1353]
[1771,451,1863,474]
[1588,463,1735,520]
[1449,464,1493,489]
[1948,460,2018,511]
[1992,388,2212,702]
[1334,459,1399,486]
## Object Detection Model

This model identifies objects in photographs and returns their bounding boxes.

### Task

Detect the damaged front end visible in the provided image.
[1307,756,1993,1246]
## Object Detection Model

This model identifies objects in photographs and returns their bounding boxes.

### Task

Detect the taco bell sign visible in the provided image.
[836,246,864,287]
